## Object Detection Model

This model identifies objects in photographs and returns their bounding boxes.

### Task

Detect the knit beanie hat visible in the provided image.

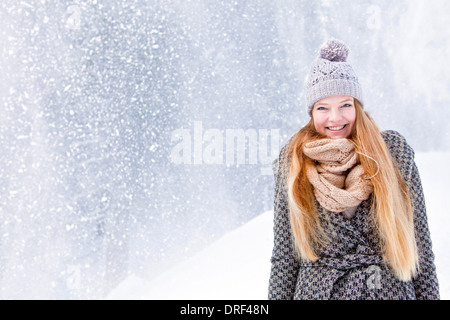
[305,38,363,113]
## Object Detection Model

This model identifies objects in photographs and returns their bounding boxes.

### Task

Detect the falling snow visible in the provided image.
[0,0,449,299]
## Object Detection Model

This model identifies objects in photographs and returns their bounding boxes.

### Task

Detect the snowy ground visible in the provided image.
[107,152,450,300]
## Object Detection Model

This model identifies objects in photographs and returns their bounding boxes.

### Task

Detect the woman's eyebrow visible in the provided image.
[315,99,353,106]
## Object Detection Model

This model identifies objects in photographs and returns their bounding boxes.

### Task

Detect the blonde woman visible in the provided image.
[268,39,439,300]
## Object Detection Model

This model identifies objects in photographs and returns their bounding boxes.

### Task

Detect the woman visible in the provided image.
[268,39,439,299]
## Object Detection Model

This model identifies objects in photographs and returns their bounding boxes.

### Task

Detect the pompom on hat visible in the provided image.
[305,38,363,113]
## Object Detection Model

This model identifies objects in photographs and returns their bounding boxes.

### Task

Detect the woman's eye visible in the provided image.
[342,103,352,108]
[316,106,327,111]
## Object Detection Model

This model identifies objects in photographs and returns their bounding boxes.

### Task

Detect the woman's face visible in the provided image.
[312,95,356,139]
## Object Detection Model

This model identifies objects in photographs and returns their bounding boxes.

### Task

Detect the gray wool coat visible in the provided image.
[268,130,440,300]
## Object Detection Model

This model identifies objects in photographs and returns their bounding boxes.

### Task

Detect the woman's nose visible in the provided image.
[329,108,343,122]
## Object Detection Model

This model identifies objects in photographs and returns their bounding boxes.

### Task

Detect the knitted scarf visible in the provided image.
[303,138,373,213]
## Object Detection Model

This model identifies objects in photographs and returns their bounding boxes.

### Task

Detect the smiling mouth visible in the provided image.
[327,124,347,131]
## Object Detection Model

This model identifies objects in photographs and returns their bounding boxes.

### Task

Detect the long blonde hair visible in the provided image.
[287,100,419,281]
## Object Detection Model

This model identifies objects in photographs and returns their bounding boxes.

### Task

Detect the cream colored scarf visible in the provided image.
[303,138,373,213]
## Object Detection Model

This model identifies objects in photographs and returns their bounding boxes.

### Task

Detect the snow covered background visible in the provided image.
[0,1,449,299]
